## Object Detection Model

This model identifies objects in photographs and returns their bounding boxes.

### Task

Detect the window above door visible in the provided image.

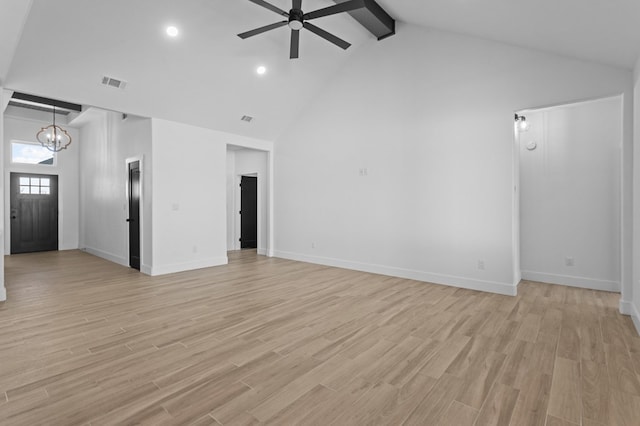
[11,140,56,166]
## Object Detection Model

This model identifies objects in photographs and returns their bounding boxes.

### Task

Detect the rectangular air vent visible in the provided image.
[101,75,127,90]
[241,115,253,122]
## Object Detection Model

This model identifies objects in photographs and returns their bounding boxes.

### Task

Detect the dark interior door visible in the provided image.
[240,176,257,249]
[10,173,58,254]
[128,161,141,270]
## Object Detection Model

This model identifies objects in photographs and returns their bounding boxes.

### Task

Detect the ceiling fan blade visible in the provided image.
[303,22,351,50]
[238,21,288,39]
[290,30,300,59]
[292,0,302,10]
[303,0,365,20]
[248,0,289,17]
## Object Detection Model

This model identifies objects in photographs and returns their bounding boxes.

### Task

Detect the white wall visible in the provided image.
[150,118,227,274]
[226,149,268,253]
[274,24,633,296]
[631,57,640,334]
[78,109,152,271]
[3,108,80,253]
[0,88,5,301]
[150,119,274,275]
[519,97,622,291]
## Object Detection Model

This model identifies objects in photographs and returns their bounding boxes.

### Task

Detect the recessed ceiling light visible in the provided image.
[166,26,179,37]
[256,66,267,75]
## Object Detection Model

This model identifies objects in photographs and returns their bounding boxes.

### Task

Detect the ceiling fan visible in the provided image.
[238,0,365,59]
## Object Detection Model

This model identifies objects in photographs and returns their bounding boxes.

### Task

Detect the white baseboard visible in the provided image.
[521,271,619,292]
[81,247,128,267]
[140,264,153,275]
[274,250,517,296]
[627,301,640,336]
[620,299,633,315]
[150,256,228,276]
[619,300,640,336]
[632,307,640,337]
[0,286,6,302]
[257,248,267,256]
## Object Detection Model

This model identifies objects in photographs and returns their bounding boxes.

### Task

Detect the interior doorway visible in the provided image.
[127,160,141,270]
[226,146,270,256]
[10,172,59,254]
[514,96,623,292]
[240,175,258,249]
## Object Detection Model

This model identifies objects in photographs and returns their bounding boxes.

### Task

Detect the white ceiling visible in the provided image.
[2,0,639,140]
[0,0,32,85]
[383,0,640,70]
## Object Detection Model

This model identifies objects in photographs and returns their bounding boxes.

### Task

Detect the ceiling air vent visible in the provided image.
[101,75,127,90]
[241,115,253,123]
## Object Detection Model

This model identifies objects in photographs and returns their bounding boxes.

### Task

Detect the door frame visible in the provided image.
[225,142,274,257]
[4,148,63,255]
[9,171,59,254]
[125,156,144,272]
[234,172,260,251]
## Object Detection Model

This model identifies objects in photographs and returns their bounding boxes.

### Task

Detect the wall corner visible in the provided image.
[626,300,640,336]
[513,278,520,296]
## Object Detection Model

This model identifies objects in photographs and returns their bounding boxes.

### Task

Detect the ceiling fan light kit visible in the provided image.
[239,0,395,59]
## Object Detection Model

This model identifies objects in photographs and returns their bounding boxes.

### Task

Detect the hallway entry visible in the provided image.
[515,96,622,292]
[225,145,271,255]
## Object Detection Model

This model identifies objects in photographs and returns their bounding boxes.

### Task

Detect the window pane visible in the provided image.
[11,142,55,165]
[30,186,40,195]
[20,186,30,194]
[20,177,29,185]
[40,187,50,195]
[30,178,40,186]
[40,178,50,187]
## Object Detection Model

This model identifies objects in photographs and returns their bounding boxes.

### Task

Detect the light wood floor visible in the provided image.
[1,250,639,425]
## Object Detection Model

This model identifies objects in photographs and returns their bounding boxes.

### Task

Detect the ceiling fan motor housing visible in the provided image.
[288,8,304,30]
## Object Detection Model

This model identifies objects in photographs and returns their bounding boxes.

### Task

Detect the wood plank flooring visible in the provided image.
[1,249,639,425]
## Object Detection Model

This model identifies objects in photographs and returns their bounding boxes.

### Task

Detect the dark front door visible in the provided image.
[128,161,141,270]
[240,176,257,249]
[10,173,59,254]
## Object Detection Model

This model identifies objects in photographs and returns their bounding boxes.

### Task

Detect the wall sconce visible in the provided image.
[515,113,530,132]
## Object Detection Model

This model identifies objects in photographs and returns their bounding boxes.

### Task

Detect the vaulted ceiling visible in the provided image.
[384,0,640,70]
[2,0,639,141]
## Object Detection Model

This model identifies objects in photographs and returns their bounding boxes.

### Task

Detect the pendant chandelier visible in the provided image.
[36,106,72,152]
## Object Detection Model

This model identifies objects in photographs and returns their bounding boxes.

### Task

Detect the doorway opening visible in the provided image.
[225,145,271,259]
[10,172,59,254]
[127,159,141,270]
[240,175,258,249]
[514,96,623,292]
